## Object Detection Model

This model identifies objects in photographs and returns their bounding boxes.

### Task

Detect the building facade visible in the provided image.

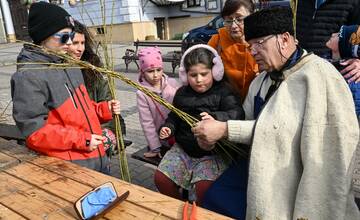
[0,0,224,43]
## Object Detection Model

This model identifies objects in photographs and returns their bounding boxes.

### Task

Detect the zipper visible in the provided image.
[80,87,90,110]
[64,83,78,109]
[64,70,103,170]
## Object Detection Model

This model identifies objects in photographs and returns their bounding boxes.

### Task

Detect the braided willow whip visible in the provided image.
[20,43,249,163]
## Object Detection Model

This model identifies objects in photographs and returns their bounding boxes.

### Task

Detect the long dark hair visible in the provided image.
[221,0,255,18]
[73,20,102,87]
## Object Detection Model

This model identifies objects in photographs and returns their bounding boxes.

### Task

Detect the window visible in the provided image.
[96,27,105,35]
[49,0,64,4]
[187,0,201,7]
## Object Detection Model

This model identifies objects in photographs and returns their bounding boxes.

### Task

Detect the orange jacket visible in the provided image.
[208,27,258,99]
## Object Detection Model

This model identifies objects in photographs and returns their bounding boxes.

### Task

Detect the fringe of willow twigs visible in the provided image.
[19,42,249,163]
[97,0,131,182]
[73,0,131,181]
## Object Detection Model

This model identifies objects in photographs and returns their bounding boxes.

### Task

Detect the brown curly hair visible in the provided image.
[73,20,102,88]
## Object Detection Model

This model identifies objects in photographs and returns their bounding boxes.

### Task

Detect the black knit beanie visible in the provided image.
[339,25,360,59]
[28,2,74,44]
[244,7,294,42]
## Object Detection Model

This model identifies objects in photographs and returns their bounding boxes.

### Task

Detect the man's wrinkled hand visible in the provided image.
[192,120,227,146]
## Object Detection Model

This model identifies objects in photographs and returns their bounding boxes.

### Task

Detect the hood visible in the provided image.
[17,44,63,70]
[178,44,224,85]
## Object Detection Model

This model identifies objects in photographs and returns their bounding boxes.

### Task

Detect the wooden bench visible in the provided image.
[122,40,182,74]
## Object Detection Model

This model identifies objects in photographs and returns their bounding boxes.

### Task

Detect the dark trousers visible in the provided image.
[202,159,248,219]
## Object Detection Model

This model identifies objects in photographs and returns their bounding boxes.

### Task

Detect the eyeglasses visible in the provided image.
[222,16,245,26]
[249,35,276,51]
[53,31,75,44]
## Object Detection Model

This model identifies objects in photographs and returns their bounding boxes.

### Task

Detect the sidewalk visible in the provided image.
[0,42,182,192]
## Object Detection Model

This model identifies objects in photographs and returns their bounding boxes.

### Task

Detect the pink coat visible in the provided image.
[136,74,179,150]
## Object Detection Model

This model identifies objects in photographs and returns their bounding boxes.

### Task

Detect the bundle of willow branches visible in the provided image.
[20,43,249,163]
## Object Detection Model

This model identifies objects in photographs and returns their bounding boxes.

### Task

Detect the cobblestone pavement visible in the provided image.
[0,42,180,192]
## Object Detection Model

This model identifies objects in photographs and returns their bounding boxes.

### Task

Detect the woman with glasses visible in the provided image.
[68,21,131,157]
[208,0,258,99]
[11,2,120,174]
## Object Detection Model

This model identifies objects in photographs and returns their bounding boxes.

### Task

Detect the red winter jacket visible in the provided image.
[11,45,112,169]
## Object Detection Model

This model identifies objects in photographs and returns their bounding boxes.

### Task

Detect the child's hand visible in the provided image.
[159,127,171,139]
[200,112,214,121]
[88,134,106,152]
[108,100,121,115]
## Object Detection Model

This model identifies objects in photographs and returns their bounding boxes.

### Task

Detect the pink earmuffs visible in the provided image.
[178,44,224,85]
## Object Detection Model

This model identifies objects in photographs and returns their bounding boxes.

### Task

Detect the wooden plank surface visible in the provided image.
[0,137,37,171]
[0,138,232,219]
[0,138,36,162]
[0,172,77,219]
[0,204,25,220]
[0,124,24,141]
[28,156,232,219]
[0,152,19,170]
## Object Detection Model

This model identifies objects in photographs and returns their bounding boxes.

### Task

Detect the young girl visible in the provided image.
[154,44,245,205]
[136,47,179,158]
[326,25,360,116]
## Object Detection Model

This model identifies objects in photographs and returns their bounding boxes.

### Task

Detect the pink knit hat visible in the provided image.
[178,44,224,85]
[138,47,163,72]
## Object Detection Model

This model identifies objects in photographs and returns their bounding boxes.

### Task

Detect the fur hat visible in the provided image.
[178,44,224,85]
[138,47,163,73]
[28,2,74,44]
[244,7,294,42]
[339,25,360,59]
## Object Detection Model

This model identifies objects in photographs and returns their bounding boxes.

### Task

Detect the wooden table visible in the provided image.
[0,138,232,220]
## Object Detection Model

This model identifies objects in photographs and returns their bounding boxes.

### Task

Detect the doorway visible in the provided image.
[155,17,165,40]
[8,1,30,41]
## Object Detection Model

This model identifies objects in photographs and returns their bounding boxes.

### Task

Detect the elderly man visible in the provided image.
[192,7,360,219]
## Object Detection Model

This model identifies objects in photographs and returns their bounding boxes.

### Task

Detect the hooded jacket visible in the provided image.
[136,74,179,150]
[11,45,112,170]
[208,27,258,99]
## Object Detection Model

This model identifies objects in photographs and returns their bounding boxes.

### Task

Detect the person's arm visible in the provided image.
[136,91,162,149]
[192,119,255,146]
[11,73,91,153]
[161,110,177,136]
[91,77,126,134]
[91,100,113,123]
[227,120,255,145]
